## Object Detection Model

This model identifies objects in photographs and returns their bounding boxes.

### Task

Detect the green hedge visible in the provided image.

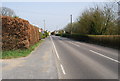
[55,34,61,36]
[61,34,89,42]
[61,34,120,49]
[40,32,45,39]
[88,35,120,49]
[40,32,49,39]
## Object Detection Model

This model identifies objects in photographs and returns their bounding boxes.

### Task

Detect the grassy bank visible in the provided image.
[1,40,44,59]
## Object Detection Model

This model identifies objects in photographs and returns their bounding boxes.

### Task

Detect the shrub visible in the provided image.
[2,16,40,50]
[61,34,89,41]
[55,34,61,36]
[61,34,120,49]
[88,35,120,49]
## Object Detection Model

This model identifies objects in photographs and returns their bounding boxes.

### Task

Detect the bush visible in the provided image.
[13,16,19,18]
[88,35,120,49]
[55,34,61,36]
[61,34,120,49]
[40,32,45,39]
[61,34,70,38]
[2,16,40,50]
[44,31,49,37]
[61,34,89,41]
[39,31,49,39]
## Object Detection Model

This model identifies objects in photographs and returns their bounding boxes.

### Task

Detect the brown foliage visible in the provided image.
[2,16,40,50]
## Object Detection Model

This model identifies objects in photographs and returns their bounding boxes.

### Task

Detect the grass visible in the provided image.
[1,40,44,59]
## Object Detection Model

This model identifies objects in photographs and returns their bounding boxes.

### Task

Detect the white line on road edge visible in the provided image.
[89,50,120,63]
[50,36,60,60]
[50,36,66,75]
[60,64,66,75]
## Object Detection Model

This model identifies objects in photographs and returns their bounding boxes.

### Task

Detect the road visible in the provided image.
[50,35,119,79]
[2,38,58,79]
[2,36,119,79]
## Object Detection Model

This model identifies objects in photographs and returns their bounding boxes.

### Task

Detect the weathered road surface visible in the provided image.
[1,36,119,79]
[2,38,58,79]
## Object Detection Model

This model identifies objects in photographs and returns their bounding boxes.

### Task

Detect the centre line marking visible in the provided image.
[89,50,120,63]
[50,36,60,60]
[69,42,80,47]
[60,64,66,75]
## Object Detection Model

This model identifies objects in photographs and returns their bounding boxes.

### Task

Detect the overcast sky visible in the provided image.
[2,2,111,31]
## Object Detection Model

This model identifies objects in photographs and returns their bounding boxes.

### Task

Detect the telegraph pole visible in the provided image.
[44,20,46,31]
[117,1,120,16]
[70,14,72,34]
[117,1,120,35]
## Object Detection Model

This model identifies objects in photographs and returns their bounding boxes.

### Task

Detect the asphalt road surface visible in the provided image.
[50,35,119,79]
[2,38,58,79]
[2,36,119,79]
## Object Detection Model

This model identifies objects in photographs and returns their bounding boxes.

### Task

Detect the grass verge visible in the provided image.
[1,40,44,59]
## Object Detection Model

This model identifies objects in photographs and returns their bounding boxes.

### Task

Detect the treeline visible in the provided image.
[63,5,119,35]
[56,4,120,49]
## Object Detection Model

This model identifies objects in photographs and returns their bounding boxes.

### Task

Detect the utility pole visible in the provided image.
[70,14,72,34]
[117,1,120,16]
[117,1,120,35]
[44,20,46,31]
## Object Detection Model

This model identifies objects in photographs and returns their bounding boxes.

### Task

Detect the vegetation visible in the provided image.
[1,40,44,59]
[0,7,16,17]
[64,4,119,35]
[40,32,45,39]
[13,16,19,18]
[88,35,120,48]
[55,3,119,49]
[44,31,49,37]
[40,31,49,39]
[55,34,61,36]
[60,34,120,49]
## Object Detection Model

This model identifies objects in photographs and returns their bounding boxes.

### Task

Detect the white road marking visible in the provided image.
[69,41,119,63]
[89,50,120,63]
[69,42,80,47]
[50,36,60,60]
[60,64,66,75]
[50,36,66,75]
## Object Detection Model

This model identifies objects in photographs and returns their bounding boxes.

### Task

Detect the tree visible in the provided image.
[64,23,71,34]
[64,3,118,35]
[0,7,16,17]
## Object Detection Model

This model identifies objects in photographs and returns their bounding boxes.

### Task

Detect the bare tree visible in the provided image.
[0,7,16,17]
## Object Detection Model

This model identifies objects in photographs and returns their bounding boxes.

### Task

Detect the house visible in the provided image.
[39,28,44,33]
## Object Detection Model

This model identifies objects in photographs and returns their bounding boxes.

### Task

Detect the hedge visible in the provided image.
[55,34,61,36]
[61,34,89,42]
[88,35,120,49]
[2,16,40,50]
[59,34,120,49]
